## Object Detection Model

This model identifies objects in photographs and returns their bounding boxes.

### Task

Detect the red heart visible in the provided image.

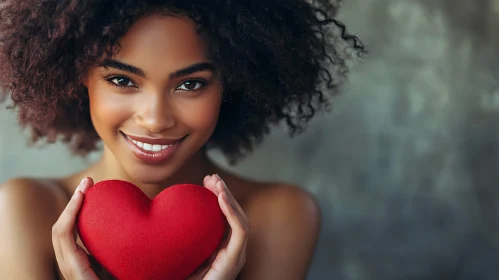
[76,180,226,280]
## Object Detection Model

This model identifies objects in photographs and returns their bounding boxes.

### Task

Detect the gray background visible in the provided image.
[1,0,499,279]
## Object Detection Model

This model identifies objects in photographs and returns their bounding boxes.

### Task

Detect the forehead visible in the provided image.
[111,14,210,73]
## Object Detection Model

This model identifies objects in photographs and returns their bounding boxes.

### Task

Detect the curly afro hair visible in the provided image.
[0,0,364,163]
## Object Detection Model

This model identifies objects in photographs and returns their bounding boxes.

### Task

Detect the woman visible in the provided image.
[0,0,364,279]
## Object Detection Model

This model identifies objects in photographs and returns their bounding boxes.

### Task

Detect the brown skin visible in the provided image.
[0,15,321,280]
[86,14,223,191]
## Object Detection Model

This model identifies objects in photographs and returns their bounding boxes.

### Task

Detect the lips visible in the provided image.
[125,134,183,146]
[121,132,185,165]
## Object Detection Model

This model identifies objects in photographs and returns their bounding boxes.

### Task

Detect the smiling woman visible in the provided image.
[0,1,364,279]
[83,15,225,184]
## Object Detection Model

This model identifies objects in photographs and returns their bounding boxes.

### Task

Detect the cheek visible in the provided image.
[87,85,132,135]
[174,92,222,132]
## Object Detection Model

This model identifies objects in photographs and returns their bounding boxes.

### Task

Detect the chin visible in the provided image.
[135,177,171,186]
[122,162,180,185]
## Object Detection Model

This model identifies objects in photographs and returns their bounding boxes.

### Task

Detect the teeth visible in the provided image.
[128,137,172,152]
[152,145,161,152]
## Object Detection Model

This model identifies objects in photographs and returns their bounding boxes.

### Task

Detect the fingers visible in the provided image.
[204,174,249,271]
[218,191,248,260]
[53,180,85,263]
[52,190,82,266]
[78,177,93,194]
[216,177,245,219]
[204,174,248,223]
[58,178,92,255]
[194,265,211,280]
[203,175,220,196]
[187,253,215,280]
[52,177,97,280]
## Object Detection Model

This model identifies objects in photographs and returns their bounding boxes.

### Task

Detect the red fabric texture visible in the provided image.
[76,180,226,280]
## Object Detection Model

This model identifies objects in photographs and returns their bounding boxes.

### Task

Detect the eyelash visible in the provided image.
[103,75,208,91]
[104,76,136,88]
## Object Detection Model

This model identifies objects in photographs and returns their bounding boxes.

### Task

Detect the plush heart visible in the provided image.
[76,180,226,280]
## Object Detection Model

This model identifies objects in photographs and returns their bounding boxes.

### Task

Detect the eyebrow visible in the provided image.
[99,59,216,78]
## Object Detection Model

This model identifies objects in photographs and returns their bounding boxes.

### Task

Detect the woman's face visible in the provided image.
[85,14,222,184]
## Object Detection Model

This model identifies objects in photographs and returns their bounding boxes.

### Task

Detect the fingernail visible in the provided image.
[75,177,87,193]
[217,181,225,192]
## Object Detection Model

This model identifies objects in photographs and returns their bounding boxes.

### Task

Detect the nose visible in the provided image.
[134,93,176,133]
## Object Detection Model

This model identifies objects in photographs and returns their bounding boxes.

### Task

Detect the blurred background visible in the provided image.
[2,0,499,279]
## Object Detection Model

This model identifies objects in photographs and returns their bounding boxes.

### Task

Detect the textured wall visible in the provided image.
[1,1,499,279]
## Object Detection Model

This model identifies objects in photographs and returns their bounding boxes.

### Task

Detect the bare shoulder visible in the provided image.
[248,182,321,213]
[0,177,68,218]
[244,181,321,238]
[0,177,70,242]
[0,177,67,279]
[236,179,322,279]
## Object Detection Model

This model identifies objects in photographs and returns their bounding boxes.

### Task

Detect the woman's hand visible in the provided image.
[188,174,250,280]
[52,177,99,280]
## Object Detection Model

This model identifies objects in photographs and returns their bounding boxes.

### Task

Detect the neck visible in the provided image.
[91,148,217,198]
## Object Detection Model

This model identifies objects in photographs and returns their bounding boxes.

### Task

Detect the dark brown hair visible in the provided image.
[0,0,364,163]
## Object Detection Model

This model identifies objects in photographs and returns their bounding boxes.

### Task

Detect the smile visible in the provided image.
[130,139,172,152]
[121,132,186,165]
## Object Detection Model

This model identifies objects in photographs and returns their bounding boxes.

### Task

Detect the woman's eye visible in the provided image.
[108,77,135,87]
[176,80,205,91]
